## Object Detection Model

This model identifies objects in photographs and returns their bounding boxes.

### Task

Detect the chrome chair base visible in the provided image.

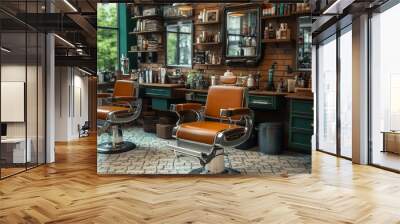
[189,167,241,174]
[97,141,136,154]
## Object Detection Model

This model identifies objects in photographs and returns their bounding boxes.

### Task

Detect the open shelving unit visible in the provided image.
[128,50,161,53]
[193,7,223,66]
[194,21,220,25]
[262,39,294,44]
[193,42,221,46]
[128,30,163,35]
[128,5,165,63]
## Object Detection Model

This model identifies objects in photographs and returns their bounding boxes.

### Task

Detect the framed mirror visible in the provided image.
[224,5,262,66]
[165,21,193,67]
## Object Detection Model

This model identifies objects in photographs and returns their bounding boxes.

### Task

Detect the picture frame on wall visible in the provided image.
[205,9,219,22]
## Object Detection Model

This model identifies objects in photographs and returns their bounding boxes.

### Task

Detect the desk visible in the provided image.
[1,138,31,163]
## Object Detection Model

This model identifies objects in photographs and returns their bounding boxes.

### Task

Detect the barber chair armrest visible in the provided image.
[171,103,204,124]
[171,103,203,112]
[97,93,112,98]
[112,96,136,102]
[220,107,251,118]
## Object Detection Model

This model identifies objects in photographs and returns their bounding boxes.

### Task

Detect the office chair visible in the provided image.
[169,85,253,174]
[78,121,90,138]
[97,80,142,154]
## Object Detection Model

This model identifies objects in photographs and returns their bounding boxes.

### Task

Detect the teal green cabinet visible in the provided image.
[144,88,172,98]
[192,92,208,103]
[289,99,313,153]
[248,95,282,110]
[141,86,183,111]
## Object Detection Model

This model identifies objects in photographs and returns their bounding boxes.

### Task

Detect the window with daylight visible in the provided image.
[97,3,119,72]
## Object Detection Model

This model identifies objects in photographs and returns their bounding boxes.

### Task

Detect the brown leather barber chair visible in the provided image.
[97,80,142,154]
[170,85,253,174]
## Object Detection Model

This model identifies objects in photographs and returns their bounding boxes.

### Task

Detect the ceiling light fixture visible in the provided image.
[54,34,75,48]
[63,0,78,12]
[322,0,355,15]
[1,47,11,53]
[78,67,92,76]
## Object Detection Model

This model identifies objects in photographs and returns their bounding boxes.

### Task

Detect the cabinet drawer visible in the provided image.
[193,93,207,103]
[289,129,312,152]
[291,115,313,131]
[291,99,313,115]
[248,95,278,110]
[152,98,183,111]
[145,88,171,98]
[151,98,169,111]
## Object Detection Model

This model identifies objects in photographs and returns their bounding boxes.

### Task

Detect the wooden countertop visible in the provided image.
[176,88,208,93]
[176,88,288,96]
[249,90,288,96]
[140,83,185,88]
[285,94,314,100]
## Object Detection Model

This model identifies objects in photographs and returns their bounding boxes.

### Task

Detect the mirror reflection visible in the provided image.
[226,9,258,57]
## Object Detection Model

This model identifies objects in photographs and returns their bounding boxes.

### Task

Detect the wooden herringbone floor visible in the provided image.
[1,136,400,224]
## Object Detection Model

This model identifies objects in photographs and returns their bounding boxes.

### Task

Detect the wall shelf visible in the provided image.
[131,15,162,20]
[128,50,160,53]
[193,42,221,46]
[194,21,220,25]
[262,15,292,20]
[163,16,193,21]
[193,63,222,66]
[261,12,310,20]
[262,39,294,44]
[129,30,163,35]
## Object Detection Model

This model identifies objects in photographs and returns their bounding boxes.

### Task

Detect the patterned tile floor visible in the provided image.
[97,127,311,175]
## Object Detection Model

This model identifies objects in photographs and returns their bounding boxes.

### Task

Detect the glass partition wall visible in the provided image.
[370,3,400,171]
[316,25,353,159]
[339,26,352,159]
[317,35,337,155]
[0,2,46,179]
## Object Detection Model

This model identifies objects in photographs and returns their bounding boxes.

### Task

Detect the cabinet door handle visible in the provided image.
[251,100,272,105]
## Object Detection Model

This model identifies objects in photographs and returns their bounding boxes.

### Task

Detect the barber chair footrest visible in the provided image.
[189,167,241,175]
[97,141,136,154]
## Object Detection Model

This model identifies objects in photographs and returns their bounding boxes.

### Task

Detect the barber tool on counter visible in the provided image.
[237,75,248,87]
[211,75,217,86]
[138,68,157,84]
[160,67,166,84]
[287,79,296,93]
[130,69,139,81]
[247,74,255,90]
[267,62,277,91]
[120,54,129,75]
[168,69,184,84]
[254,72,261,90]
[276,78,287,93]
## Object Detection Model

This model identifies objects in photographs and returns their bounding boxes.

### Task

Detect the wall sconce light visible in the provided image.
[1,47,11,53]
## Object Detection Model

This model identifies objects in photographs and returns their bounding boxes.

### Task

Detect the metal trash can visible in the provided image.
[258,122,283,155]
[235,126,258,150]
